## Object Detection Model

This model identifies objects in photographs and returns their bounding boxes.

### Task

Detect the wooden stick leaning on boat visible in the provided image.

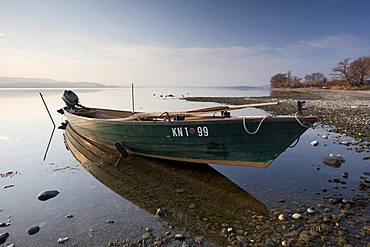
[129,101,279,119]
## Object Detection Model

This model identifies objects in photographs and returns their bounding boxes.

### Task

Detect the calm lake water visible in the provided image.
[0,88,368,246]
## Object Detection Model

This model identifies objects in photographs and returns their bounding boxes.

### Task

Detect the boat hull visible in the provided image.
[63,108,316,167]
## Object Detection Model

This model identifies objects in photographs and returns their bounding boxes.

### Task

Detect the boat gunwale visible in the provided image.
[64,107,317,125]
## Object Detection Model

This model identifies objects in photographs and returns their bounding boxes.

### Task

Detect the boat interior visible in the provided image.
[66,106,256,122]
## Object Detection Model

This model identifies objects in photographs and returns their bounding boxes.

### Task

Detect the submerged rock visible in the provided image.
[0,222,10,227]
[28,225,40,235]
[37,190,60,201]
[323,154,345,168]
[2,185,14,189]
[0,232,9,244]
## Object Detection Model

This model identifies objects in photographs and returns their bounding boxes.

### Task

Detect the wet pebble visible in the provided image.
[141,232,152,240]
[307,207,315,214]
[37,190,60,201]
[65,214,73,218]
[155,208,163,216]
[311,140,319,146]
[174,233,185,240]
[175,189,185,193]
[57,237,69,244]
[299,231,313,242]
[278,214,286,221]
[27,225,40,235]
[292,213,302,220]
[281,240,289,246]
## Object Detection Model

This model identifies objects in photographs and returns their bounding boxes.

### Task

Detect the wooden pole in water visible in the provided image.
[131,82,135,113]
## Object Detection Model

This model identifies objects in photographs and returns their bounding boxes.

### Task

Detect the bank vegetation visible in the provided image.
[270,56,370,89]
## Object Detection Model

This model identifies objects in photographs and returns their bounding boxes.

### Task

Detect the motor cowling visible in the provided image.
[62,90,79,108]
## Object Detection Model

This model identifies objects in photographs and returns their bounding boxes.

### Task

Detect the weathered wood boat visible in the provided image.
[59,90,319,168]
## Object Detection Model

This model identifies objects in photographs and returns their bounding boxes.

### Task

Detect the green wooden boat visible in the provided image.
[60,90,319,168]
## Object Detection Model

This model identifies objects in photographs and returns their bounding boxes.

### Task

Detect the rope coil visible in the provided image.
[242,116,269,135]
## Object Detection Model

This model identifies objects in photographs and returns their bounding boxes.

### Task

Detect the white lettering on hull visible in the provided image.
[171,126,209,137]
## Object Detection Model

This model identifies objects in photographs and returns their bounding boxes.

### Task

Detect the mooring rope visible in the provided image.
[242,116,269,135]
[294,112,314,128]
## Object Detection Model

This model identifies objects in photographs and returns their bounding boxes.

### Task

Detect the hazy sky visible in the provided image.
[1,0,369,86]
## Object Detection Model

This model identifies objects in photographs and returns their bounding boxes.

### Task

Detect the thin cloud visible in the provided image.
[92,43,274,67]
[37,0,50,9]
[0,23,21,42]
[248,16,277,25]
[275,34,367,57]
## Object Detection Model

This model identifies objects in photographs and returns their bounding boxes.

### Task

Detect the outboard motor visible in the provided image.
[62,90,79,109]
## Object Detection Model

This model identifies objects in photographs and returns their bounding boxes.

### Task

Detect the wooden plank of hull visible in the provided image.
[64,109,313,167]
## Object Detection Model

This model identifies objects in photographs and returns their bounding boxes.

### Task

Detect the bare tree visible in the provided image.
[331,58,351,85]
[304,72,327,87]
[288,76,302,88]
[348,56,370,86]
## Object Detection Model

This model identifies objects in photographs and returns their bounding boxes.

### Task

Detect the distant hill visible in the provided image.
[0,77,110,88]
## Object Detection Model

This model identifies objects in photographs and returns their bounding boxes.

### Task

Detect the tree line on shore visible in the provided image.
[270,55,370,88]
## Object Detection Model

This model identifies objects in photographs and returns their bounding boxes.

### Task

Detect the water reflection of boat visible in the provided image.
[60,90,319,168]
[63,123,268,244]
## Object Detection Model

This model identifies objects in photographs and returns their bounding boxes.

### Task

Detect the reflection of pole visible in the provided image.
[131,83,135,113]
[39,92,56,161]
[43,127,55,161]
